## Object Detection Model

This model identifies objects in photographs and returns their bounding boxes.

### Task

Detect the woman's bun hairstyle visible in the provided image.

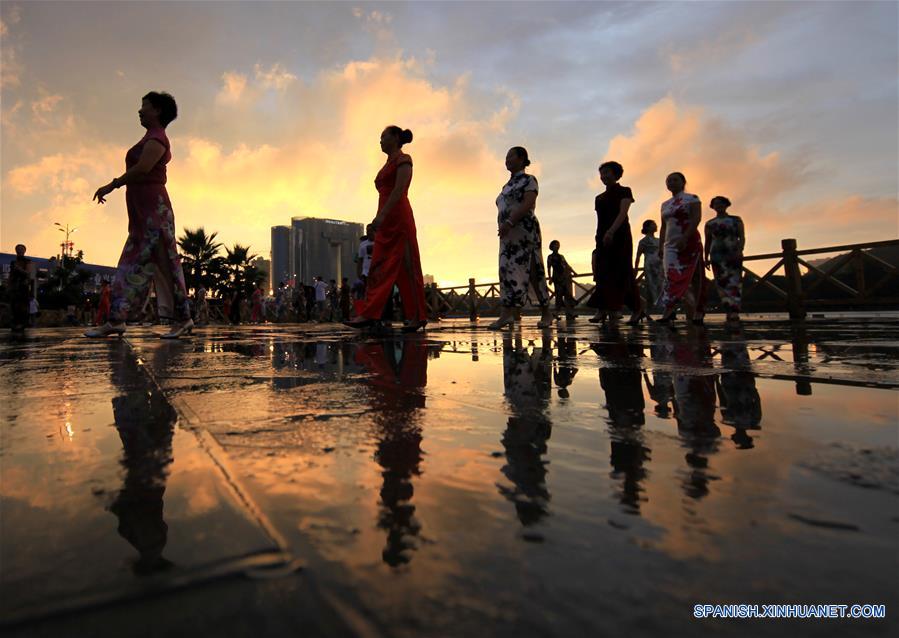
[386,125,413,147]
[711,195,732,208]
[510,146,531,167]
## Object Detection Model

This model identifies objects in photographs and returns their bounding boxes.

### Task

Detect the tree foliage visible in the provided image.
[38,251,92,309]
[178,227,223,292]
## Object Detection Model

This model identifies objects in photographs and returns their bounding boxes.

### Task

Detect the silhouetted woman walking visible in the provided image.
[86,91,192,338]
[588,161,643,325]
[490,146,553,330]
[346,126,427,332]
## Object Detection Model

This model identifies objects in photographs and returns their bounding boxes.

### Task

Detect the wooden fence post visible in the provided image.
[852,250,866,299]
[781,238,806,321]
[468,278,478,321]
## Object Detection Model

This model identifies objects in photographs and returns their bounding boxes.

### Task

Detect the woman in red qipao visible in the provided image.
[346,126,428,332]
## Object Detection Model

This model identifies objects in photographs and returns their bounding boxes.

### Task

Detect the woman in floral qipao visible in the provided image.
[491,147,554,330]
[658,172,706,324]
[86,92,192,339]
[704,196,745,324]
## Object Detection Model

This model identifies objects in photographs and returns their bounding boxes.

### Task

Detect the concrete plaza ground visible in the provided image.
[2,316,897,637]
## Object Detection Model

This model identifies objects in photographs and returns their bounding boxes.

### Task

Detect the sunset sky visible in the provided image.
[2,1,897,286]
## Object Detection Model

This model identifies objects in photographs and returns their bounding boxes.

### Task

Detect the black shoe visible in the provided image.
[401,320,427,333]
[626,312,647,326]
[344,318,375,329]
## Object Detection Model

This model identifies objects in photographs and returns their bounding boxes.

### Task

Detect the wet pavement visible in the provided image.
[2,317,898,637]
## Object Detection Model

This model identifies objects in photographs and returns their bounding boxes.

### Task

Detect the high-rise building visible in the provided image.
[287,217,364,286]
[270,225,290,290]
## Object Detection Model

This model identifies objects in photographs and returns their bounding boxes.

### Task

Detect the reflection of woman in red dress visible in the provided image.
[346,126,427,332]
[354,339,428,566]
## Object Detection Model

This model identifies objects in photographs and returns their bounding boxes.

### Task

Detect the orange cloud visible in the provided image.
[30,92,62,117]
[216,71,249,105]
[0,6,22,89]
[774,195,899,247]
[3,54,517,285]
[254,62,297,91]
[598,97,895,257]
[9,77,889,287]
[174,55,518,285]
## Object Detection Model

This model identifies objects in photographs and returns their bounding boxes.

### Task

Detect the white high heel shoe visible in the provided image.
[159,318,194,339]
[84,322,126,338]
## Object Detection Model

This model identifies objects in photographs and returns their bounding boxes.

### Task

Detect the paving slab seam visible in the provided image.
[0,551,298,629]
[122,336,294,557]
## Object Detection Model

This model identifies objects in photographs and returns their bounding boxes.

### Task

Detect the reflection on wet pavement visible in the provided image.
[109,351,177,574]
[0,337,290,627]
[2,318,898,636]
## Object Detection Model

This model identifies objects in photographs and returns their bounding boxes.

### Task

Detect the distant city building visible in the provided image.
[423,274,435,286]
[0,252,116,293]
[270,225,290,291]
[284,217,364,286]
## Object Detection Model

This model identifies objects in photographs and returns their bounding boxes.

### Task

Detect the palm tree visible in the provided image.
[225,243,258,296]
[178,227,223,292]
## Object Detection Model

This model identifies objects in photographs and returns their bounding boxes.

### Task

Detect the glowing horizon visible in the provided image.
[2,2,897,288]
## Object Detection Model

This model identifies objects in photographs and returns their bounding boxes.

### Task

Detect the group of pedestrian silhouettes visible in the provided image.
[76,90,744,339]
[493,155,746,330]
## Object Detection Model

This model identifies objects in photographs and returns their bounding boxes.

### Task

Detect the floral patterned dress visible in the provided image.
[497,171,550,308]
[637,235,662,312]
[109,127,190,323]
[547,252,576,309]
[659,192,705,312]
[705,214,744,312]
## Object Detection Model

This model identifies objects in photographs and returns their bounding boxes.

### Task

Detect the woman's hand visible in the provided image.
[498,221,511,239]
[603,229,615,246]
[370,215,384,233]
[93,183,115,204]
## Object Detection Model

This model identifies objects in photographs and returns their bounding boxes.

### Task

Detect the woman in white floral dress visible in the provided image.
[657,172,706,324]
[491,147,553,330]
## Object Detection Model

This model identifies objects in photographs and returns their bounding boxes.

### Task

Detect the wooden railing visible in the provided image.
[428,238,899,320]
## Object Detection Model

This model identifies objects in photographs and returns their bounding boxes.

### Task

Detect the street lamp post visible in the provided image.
[54,222,79,258]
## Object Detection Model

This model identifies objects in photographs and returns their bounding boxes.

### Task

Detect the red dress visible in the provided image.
[357,153,427,322]
[95,286,111,324]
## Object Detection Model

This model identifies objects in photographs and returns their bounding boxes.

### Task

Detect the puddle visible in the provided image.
[4,321,898,636]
